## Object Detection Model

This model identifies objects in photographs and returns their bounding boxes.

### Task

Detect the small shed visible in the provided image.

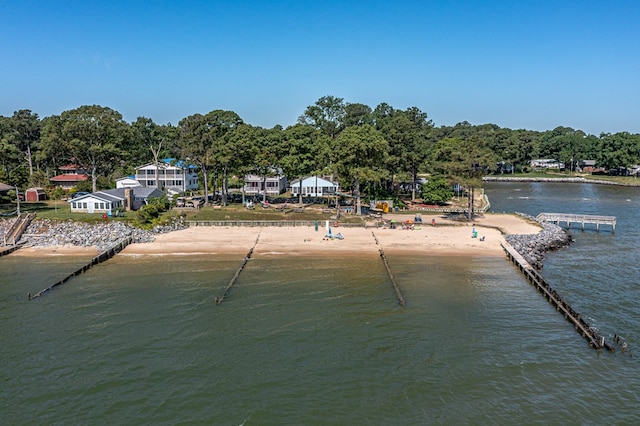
[25,187,47,202]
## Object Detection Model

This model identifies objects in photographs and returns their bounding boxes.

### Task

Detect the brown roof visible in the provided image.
[0,182,13,192]
[50,174,88,182]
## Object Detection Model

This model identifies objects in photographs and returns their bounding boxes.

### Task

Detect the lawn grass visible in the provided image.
[0,200,363,224]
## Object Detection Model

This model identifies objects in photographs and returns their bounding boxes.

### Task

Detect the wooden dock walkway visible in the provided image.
[502,242,614,351]
[537,213,616,233]
[28,237,133,300]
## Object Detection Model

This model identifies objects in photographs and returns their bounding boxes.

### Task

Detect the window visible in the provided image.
[72,202,77,209]
[82,202,87,209]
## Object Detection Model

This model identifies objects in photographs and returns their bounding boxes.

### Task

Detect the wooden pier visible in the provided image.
[537,213,616,233]
[371,231,406,306]
[215,233,261,304]
[28,237,133,300]
[502,242,614,351]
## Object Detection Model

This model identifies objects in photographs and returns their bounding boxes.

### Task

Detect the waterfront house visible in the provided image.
[289,176,338,197]
[50,164,89,190]
[530,159,565,170]
[134,159,198,193]
[69,187,163,214]
[243,172,288,196]
[577,160,597,173]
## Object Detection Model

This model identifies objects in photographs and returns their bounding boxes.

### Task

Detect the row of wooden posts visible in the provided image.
[501,242,620,352]
[28,237,133,300]
[20,224,626,355]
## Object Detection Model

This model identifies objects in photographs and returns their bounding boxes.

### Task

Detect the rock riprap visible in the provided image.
[504,213,572,269]
[19,219,186,251]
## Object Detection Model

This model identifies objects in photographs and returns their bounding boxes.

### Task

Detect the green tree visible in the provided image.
[9,109,41,177]
[47,105,128,192]
[281,124,330,204]
[0,116,24,186]
[214,123,256,205]
[375,105,433,200]
[298,95,346,140]
[332,124,388,214]
[343,103,373,128]
[421,175,454,204]
[430,137,493,219]
[178,110,243,205]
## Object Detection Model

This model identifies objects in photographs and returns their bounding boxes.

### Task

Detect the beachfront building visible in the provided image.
[134,159,198,194]
[69,187,163,214]
[243,172,288,196]
[289,176,338,197]
[50,164,89,190]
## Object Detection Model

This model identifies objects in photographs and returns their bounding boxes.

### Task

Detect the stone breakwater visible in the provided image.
[17,219,187,251]
[484,176,640,187]
[504,213,572,269]
[0,217,17,241]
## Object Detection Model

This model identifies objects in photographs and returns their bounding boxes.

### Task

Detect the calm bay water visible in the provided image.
[2,182,639,424]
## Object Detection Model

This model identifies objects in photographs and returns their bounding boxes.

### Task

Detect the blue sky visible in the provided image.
[1,0,639,135]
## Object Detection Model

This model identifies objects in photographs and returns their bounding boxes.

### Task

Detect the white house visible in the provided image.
[289,176,338,197]
[530,159,565,169]
[243,172,288,196]
[69,187,163,214]
[115,176,141,189]
[134,159,198,193]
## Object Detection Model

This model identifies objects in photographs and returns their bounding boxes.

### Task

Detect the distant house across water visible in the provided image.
[530,159,565,170]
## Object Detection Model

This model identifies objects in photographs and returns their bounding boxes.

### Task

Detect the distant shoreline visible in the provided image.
[483,176,640,186]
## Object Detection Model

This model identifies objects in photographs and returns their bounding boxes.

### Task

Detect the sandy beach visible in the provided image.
[117,213,542,258]
[9,213,542,258]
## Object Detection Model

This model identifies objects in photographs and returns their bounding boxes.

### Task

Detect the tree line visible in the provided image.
[2,96,640,210]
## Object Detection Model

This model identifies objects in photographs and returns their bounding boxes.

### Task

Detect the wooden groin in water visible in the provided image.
[0,242,25,257]
[537,213,616,233]
[28,237,133,300]
[502,242,615,351]
[215,233,261,305]
[371,232,406,306]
